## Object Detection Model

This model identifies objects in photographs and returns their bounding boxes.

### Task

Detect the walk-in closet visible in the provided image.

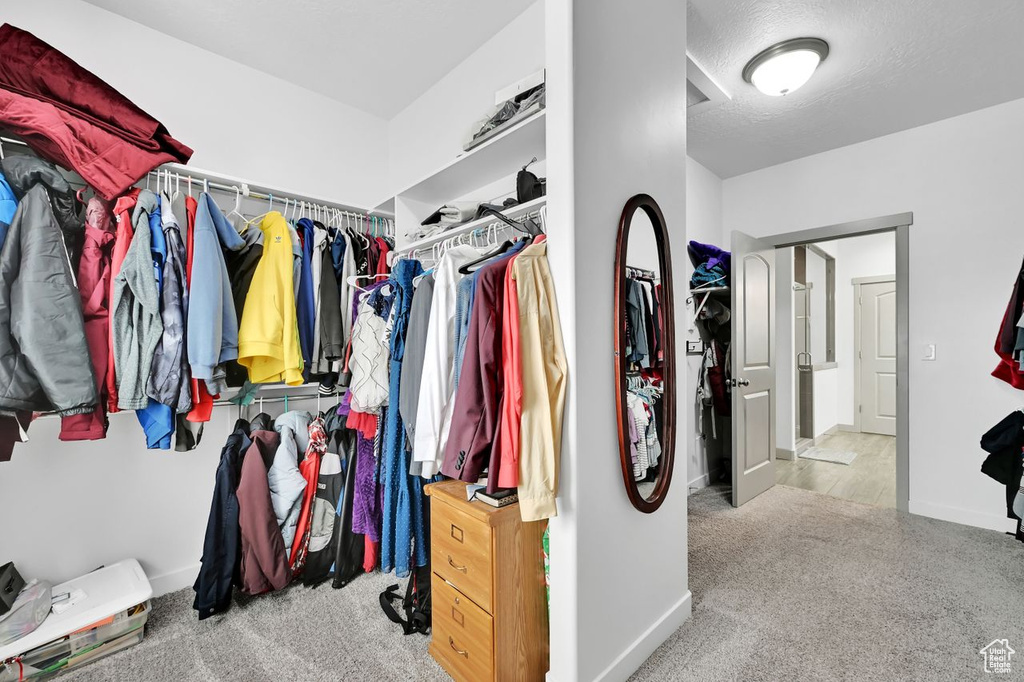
[0,0,695,680]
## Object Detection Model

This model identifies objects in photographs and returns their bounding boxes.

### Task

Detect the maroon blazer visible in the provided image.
[0,24,192,199]
[441,252,519,483]
[237,429,292,595]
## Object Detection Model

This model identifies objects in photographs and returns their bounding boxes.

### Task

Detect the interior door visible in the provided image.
[731,231,776,507]
[859,280,897,436]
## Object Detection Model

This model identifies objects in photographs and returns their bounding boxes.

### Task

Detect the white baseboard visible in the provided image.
[813,425,839,442]
[837,423,858,433]
[908,499,1017,534]
[593,591,692,682]
[776,447,796,461]
[687,468,720,493]
[149,562,200,598]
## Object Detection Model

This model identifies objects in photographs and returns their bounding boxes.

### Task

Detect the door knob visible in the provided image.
[736,378,750,387]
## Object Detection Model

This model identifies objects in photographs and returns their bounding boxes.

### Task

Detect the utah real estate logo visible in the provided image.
[980,639,1015,674]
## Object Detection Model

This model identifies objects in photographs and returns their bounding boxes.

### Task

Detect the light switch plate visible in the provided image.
[923,344,936,361]
[686,341,703,355]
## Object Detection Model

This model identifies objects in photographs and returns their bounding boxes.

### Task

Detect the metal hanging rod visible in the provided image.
[0,134,395,227]
[626,265,658,280]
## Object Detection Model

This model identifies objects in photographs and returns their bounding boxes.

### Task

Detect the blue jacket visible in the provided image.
[187,193,245,385]
[296,218,316,373]
[137,199,173,449]
[0,170,17,252]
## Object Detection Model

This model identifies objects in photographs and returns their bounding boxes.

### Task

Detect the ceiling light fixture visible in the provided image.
[742,37,829,97]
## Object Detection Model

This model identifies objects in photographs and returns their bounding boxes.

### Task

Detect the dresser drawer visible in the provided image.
[431,501,493,611]
[431,575,494,682]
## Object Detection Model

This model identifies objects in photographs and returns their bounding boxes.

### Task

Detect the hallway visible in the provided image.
[776,432,896,508]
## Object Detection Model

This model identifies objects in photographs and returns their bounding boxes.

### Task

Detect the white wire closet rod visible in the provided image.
[0,134,394,221]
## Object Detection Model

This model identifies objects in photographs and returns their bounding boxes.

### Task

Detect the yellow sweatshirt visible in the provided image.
[237,211,304,385]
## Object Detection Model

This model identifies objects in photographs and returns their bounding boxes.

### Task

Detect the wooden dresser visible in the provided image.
[425,480,548,682]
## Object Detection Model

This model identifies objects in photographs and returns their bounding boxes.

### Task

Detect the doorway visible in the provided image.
[730,213,911,512]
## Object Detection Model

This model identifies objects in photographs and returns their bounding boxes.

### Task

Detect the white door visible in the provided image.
[731,231,776,507]
[859,280,897,436]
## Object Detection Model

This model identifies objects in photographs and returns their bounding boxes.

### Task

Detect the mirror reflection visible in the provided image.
[622,207,667,503]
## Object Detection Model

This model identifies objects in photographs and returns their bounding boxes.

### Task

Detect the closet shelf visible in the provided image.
[395,109,546,204]
[689,286,729,296]
[396,196,546,256]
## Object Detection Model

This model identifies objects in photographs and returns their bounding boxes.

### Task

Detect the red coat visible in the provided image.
[60,197,115,440]
[0,24,192,200]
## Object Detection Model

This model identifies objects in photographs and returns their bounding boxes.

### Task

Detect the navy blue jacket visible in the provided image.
[193,419,251,619]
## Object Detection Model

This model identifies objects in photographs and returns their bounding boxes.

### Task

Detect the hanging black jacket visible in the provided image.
[980,411,1024,520]
[193,419,251,619]
[0,155,95,417]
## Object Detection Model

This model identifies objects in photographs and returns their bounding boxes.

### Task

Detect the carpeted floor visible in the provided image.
[632,485,1024,681]
[60,485,1024,681]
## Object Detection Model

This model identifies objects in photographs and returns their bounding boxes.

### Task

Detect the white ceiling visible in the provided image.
[81,0,536,119]
[687,0,1024,178]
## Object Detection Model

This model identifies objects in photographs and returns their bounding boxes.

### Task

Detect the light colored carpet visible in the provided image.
[799,446,857,465]
[631,485,1024,681]
[57,485,1024,681]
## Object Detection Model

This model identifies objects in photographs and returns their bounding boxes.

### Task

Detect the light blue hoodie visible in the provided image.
[187,193,245,388]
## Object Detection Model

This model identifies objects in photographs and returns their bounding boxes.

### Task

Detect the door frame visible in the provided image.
[852,275,896,434]
[755,212,912,513]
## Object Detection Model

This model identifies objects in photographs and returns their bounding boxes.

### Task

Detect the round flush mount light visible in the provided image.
[742,37,829,96]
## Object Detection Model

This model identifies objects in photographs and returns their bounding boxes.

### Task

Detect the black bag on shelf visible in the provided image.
[517,158,546,203]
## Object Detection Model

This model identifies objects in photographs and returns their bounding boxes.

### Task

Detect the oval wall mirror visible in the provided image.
[614,194,676,513]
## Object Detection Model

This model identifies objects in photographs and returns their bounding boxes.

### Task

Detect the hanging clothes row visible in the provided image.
[192,404,364,619]
[0,154,393,458]
[333,209,566,585]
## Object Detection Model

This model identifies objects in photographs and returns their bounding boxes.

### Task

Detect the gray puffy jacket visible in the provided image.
[0,156,96,416]
[271,410,311,549]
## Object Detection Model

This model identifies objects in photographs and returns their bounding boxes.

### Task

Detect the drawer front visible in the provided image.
[431,501,493,611]
[431,575,494,682]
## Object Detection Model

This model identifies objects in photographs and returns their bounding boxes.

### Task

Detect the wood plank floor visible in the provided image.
[776,431,896,508]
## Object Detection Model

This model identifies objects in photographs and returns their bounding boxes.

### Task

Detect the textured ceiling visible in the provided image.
[81,0,536,119]
[688,0,1024,178]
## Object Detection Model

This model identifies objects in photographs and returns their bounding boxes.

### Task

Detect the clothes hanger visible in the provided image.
[227,186,246,232]
[458,239,513,275]
[245,193,276,229]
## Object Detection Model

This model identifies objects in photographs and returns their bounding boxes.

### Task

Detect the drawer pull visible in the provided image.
[447,555,467,573]
[449,637,469,658]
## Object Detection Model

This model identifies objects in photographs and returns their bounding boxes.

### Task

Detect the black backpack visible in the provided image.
[379,562,432,636]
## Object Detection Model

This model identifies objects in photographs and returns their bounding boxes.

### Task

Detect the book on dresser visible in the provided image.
[475,488,518,508]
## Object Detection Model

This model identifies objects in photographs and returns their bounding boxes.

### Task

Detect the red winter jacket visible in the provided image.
[60,197,115,440]
[0,24,192,200]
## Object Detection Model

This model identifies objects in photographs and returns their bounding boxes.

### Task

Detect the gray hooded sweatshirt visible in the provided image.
[112,190,163,411]
[271,410,311,548]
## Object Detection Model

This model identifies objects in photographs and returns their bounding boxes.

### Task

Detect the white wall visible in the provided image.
[386,1,545,199]
[776,247,796,452]
[723,97,1024,533]
[0,0,390,595]
[546,0,690,679]
[827,233,896,426]
[812,368,839,437]
[684,158,725,488]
